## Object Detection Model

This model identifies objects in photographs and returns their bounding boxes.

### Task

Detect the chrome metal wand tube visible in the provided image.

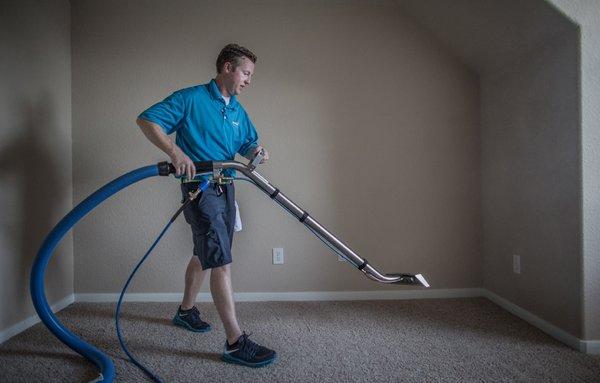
[215,161,429,287]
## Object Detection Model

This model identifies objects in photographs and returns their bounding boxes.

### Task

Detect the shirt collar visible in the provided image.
[208,79,238,110]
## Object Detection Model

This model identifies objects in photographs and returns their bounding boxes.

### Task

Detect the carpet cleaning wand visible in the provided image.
[199,158,430,288]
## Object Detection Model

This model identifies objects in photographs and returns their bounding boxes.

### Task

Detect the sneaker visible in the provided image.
[172,306,211,332]
[221,332,277,368]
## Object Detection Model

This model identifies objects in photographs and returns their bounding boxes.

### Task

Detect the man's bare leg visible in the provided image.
[181,256,206,310]
[210,264,242,344]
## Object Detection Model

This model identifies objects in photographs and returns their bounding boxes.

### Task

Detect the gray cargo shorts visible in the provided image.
[181,182,235,270]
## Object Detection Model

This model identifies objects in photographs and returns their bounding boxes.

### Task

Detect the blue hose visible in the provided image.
[30,165,160,383]
[30,169,269,381]
[115,179,210,383]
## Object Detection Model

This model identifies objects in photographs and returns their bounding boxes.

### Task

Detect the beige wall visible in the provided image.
[549,0,600,342]
[481,30,581,337]
[0,0,72,335]
[398,0,592,343]
[71,0,480,294]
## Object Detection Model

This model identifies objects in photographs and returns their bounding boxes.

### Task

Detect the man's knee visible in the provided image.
[210,264,231,280]
[188,255,202,269]
[210,265,233,297]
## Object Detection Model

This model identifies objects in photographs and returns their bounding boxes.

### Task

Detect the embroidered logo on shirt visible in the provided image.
[232,121,240,127]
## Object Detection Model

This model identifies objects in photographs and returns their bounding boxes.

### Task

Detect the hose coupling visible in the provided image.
[187,188,202,201]
[212,174,234,185]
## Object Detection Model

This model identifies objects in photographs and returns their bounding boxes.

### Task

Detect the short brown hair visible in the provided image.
[216,43,257,74]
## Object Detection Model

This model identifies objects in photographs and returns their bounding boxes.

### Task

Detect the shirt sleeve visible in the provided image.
[137,91,185,135]
[238,111,259,158]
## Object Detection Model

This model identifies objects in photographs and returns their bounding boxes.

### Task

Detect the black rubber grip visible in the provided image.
[299,212,309,223]
[158,161,171,176]
[358,259,368,271]
[270,188,280,199]
[165,161,214,175]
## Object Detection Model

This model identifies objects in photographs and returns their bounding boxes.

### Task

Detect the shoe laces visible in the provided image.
[237,332,258,359]
[184,306,202,325]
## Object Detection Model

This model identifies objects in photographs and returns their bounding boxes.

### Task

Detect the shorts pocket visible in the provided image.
[201,228,225,267]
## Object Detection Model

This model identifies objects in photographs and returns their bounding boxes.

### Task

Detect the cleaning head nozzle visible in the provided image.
[415,274,429,288]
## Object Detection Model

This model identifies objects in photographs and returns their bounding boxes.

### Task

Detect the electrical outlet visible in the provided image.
[273,248,284,265]
[513,254,521,274]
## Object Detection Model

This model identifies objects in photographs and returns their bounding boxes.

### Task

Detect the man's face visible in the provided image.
[222,57,254,97]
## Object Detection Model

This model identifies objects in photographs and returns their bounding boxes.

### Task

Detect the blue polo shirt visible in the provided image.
[138,79,259,180]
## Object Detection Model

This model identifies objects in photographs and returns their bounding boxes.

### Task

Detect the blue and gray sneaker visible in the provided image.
[172,306,211,332]
[222,332,277,367]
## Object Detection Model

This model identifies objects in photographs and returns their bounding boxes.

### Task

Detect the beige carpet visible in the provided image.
[1,298,599,382]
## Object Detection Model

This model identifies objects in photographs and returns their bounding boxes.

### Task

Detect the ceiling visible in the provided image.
[395,0,578,74]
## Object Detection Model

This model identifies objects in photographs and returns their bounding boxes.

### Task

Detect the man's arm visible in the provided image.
[136,118,196,180]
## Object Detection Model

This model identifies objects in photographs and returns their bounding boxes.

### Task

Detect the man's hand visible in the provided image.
[252,146,269,164]
[170,145,196,180]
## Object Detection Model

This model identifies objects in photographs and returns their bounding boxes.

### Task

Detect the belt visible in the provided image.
[181,179,233,185]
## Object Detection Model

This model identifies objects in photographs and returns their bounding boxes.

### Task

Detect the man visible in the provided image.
[136,43,276,368]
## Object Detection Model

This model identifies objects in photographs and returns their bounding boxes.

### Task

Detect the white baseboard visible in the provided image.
[0,294,74,344]
[481,289,600,354]
[582,340,600,354]
[75,287,484,303]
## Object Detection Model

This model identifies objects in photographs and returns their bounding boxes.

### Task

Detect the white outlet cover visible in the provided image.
[513,254,521,274]
[273,248,284,264]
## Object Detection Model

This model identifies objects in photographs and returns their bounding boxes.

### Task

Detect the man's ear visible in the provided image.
[223,61,233,73]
